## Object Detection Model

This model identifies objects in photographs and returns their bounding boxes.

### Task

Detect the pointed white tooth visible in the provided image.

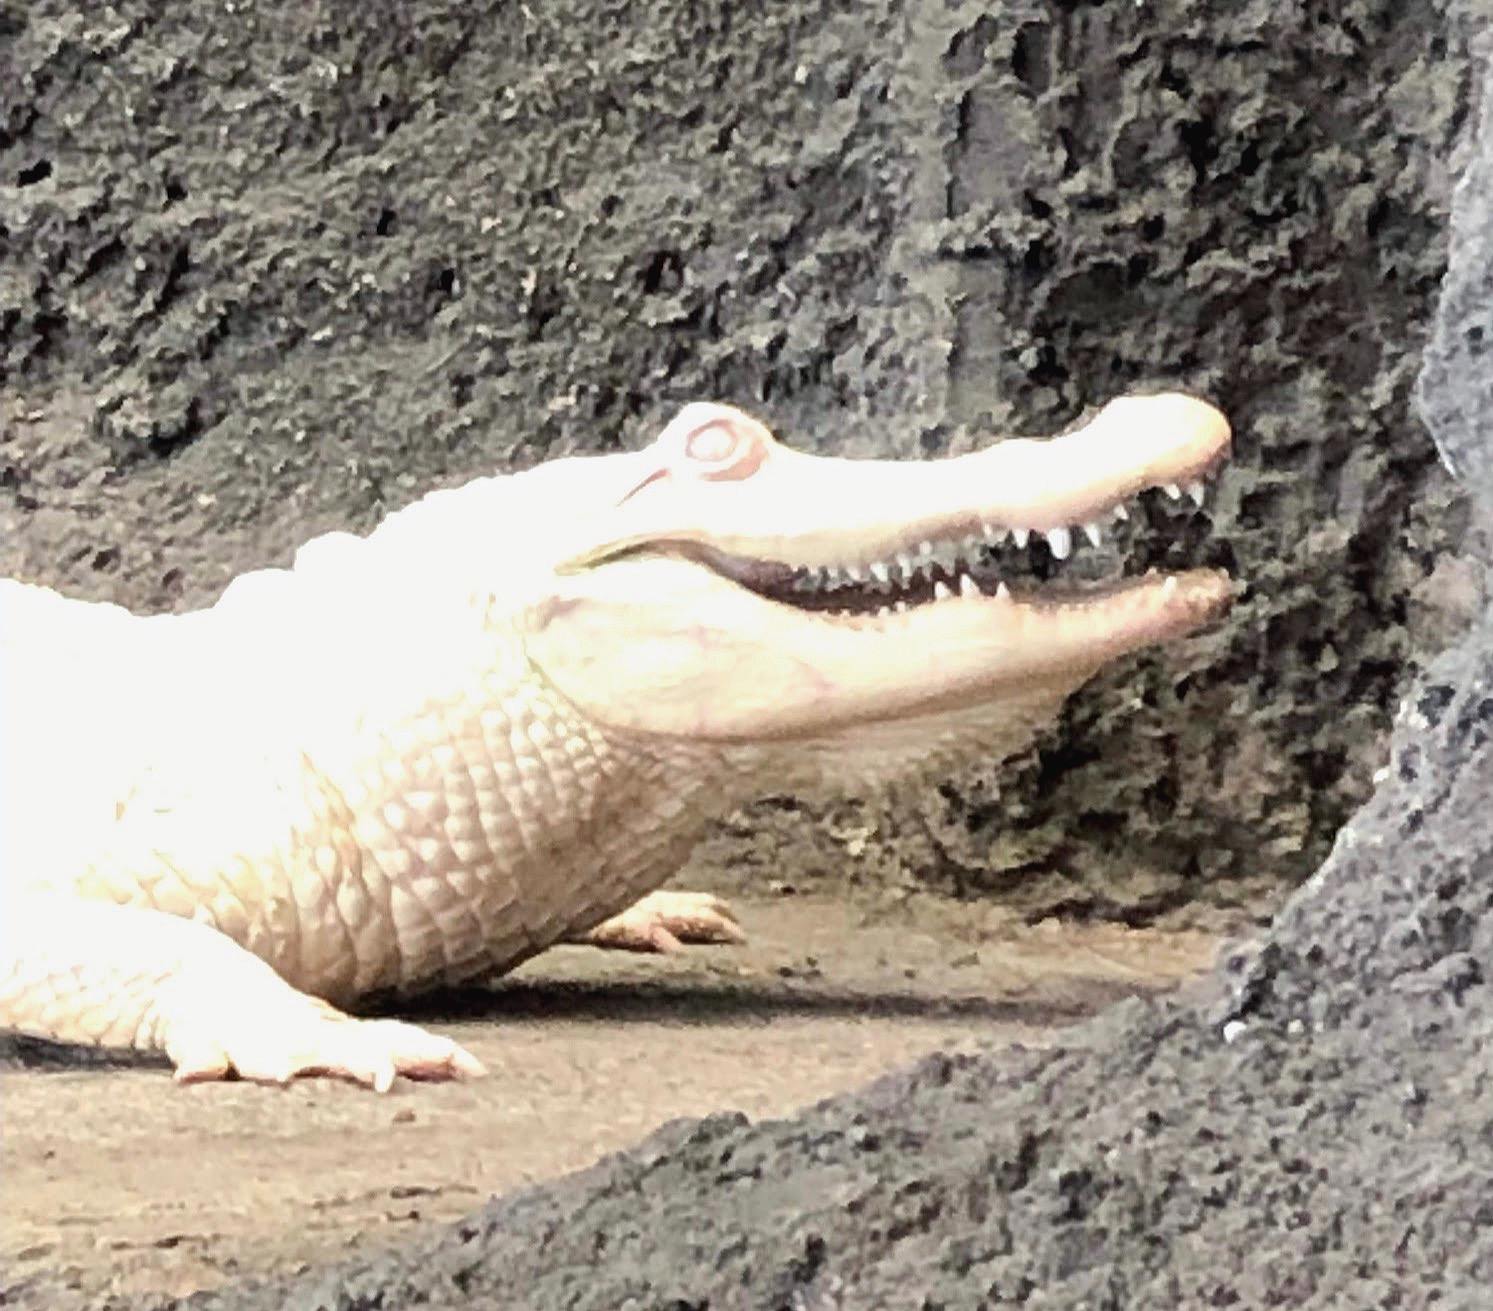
[981,521,997,539]
[1163,483,1182,500]
[918,538,934,558]
[1046,526,1072,560]
[1012,527,1030,548]
[1162,575,1178,596]
[959,573,981,598]
[1082,521,1102,549]
[870,560,890,584]
[894,600,908,613]
[996,582,1011,600]
[1112,503,1130,522]
[896,552,915,573]
[933,579,953,600]
[1186,480,1206,507]
[844,563,864,581]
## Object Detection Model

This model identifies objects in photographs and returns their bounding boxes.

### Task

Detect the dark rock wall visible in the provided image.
[907,0,1481,921]
[0,0,1481,920]
[1,0,936,590]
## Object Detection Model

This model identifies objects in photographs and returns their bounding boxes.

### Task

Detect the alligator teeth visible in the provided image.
[771,474,1195,614]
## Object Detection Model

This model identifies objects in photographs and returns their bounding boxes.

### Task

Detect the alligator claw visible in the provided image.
[167,1001,486,1092]
[575,890,746,955]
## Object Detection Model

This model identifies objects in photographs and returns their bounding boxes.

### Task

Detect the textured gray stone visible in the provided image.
[1419,48,1493,537]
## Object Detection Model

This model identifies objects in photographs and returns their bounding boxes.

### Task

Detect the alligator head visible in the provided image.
[505,393,1233,758]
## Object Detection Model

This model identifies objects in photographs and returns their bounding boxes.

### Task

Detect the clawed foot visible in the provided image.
[166,997,486,1093]
[575,890,746,955]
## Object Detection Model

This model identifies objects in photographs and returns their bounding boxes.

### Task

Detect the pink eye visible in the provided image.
[684,421,740,465]
[654,404,772,483]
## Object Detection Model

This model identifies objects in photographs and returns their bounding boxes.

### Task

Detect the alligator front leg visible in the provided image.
[569,890,746,955]
[0,893,485,1090]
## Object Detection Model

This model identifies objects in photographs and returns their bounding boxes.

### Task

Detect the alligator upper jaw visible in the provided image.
[720,391,1232,571]
[574,392,1231,582]
[643,393,1231,620]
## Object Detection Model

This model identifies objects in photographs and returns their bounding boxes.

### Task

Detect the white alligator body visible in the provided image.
[2,575,721,1000]
[0,396,1233,1088]
[0,493,749,1078]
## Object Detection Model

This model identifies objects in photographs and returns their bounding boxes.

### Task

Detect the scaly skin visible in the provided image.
[0,393,1232,1090]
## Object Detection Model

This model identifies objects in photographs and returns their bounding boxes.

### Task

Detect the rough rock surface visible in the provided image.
[1419,12,1493,537]
[71,23,1493,1305]
[0,0,1480,925]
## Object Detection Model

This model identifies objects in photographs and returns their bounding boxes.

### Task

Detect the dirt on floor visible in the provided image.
[0,892,1219,1307]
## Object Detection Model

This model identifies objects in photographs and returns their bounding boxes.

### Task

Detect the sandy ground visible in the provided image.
[1,892,1219,1306]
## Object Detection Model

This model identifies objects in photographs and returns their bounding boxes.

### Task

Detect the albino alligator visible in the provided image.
[0,393,1231,1091]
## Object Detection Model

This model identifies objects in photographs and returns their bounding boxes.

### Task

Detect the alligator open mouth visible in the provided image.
[688,461,1230,617]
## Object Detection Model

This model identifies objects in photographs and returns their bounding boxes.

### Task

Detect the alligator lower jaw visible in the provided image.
[688,466,1230,621]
